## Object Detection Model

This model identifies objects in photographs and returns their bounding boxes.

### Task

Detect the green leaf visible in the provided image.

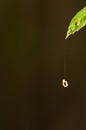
[66,6,86,39]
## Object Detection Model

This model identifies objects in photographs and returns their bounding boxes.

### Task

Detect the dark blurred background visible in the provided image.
[0,0,86,130]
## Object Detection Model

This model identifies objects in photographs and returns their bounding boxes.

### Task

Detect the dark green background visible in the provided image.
[0,0,86,129]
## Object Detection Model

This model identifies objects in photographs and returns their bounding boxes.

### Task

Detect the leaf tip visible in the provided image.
[65,33,69,39]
